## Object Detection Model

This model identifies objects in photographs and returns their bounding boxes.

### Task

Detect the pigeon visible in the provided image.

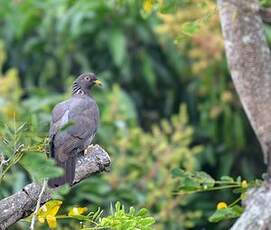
[48,73,102,188]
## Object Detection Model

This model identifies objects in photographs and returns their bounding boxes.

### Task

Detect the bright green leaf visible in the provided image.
[209,205,244,223]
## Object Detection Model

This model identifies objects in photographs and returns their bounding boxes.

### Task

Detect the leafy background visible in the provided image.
[0,0,269,229]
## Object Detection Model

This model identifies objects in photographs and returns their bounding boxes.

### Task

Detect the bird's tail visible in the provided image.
[48,156,76,188]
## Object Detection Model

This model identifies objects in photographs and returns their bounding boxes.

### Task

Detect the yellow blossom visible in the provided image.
[68,207,88,216]
[241,180,248,188]
[37,200,62,229]
[38,217,45,224]
[221,91,233,103]
[46,215,57,229]
[143,0,154,13]
[216,202,227,209]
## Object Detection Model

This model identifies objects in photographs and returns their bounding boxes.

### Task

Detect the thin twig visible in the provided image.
[30,179,47,230]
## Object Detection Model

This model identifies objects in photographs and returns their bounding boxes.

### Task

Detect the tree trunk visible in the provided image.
[217,0,271,229]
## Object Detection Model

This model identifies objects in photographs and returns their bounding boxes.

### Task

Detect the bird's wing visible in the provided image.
[52,96,99,162]
[49,100,70,138]
[49,100,70,159]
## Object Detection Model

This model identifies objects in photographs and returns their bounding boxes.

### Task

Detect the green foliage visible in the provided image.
[0,0,178,126]
[20,152,63,180]
[92,202,155,230]
[172,168,215,192]
[0,121,25,182]
[172,167,262,223]
[0,66,62,183]
[0,119,62,183]
[75,103,203,228]
[209,205,243,223]
[261,0,271,7]
[0,0,267,229]
[181,21,201,37]
[28,200,155,230]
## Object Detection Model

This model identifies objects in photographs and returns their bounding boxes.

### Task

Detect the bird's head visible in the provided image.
[72,73,102,95]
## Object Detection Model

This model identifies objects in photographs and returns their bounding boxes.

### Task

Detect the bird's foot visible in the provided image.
[84,144,94,155]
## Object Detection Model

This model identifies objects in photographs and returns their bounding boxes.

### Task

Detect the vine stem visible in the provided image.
[30,179,47,230]
[173,184,240,195]
[229,196,242,208]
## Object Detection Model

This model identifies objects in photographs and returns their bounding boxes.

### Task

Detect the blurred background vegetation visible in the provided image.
[0,0,268,229]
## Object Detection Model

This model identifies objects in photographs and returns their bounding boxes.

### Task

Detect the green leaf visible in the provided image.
[137,208,149,216]
[51,184,71,200]
[181,21,200,36]
[209,205,244,223]
[138,217,156,226]
[142,54,156,92]
[108,29,127,67]
[194,171,215,188]
[179,177,202,191]
[20,152,63,180]
[220,176,234,182]
[171,168,185,177]
[172,168,215,191]
[261,0,271,7]
[96,202,155,229]
[159,0,189,13]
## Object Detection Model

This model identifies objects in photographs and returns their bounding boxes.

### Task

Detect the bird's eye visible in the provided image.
[85,76,90,81]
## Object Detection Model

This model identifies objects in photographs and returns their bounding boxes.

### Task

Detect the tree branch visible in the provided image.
[217,0,271,229]
[0,144,111,230]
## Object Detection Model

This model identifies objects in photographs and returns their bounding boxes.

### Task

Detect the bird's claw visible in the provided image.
[84,144,94,155]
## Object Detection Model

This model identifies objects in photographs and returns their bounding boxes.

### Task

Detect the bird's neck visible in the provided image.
[72,82,89,96]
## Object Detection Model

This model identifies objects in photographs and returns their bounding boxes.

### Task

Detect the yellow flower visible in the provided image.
[216,202,227,209]
[46,215,57,229]
[37,200,62,229]
[143,0,154,13]
[38,217,45,224]
[221,91,233,103]
[241,180,248,188]
[68,207,88,216]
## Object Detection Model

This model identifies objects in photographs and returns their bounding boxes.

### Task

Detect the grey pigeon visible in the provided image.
[48,73,102,188]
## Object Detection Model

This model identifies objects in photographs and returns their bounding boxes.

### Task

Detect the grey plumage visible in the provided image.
[48,73,101,188]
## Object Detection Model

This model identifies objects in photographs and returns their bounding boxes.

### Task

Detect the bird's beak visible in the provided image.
[94,79,102,86]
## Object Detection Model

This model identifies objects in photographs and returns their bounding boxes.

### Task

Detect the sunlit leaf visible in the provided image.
[181,21,200,36]
[172,168,215,191]
[108,30,127,67]
[209,205,244,223]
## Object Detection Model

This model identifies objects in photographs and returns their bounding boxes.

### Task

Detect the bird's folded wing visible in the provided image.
[50,97,99,162]
[67,107,99,139]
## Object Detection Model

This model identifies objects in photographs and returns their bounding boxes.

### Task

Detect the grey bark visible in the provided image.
[0,145,111,230]
[217,0,271,229]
